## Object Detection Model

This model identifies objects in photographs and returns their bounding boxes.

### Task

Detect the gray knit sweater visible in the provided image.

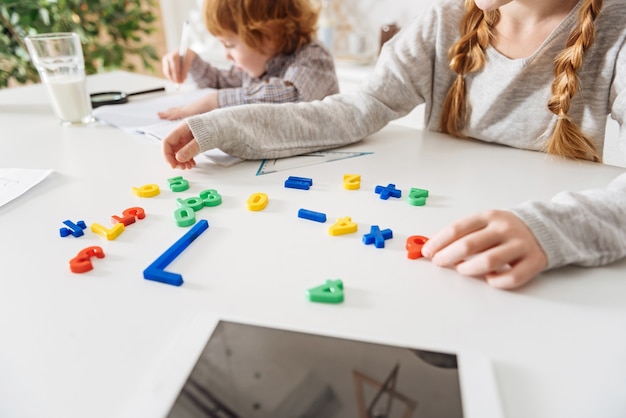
[187,0,626,271]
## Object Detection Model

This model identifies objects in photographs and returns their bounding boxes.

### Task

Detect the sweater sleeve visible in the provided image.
[185,3,451,159]
[511,173,626,269]
[516,3,625,270]
[521,38,626,270]
[610,35,626,156]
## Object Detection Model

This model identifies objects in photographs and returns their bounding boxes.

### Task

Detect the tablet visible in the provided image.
[126,315,503,418]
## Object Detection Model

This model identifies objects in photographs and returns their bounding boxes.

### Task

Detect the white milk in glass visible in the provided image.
[26,33,94,125]
[44,75,92,123]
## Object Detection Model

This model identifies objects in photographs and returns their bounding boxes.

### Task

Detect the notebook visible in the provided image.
[92,88,243,167]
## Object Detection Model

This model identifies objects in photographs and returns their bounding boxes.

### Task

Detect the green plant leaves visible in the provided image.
[0,0,159,88]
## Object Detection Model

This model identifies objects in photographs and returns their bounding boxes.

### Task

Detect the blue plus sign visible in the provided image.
[363,225,393,248]
[59,220,87,238]
[374,183,401,200]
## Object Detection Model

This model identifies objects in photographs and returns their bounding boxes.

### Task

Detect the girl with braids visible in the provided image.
[162,0,626,290]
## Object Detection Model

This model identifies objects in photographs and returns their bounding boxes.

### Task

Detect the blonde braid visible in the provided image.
[546,0,603,161]
[439,0,499,137]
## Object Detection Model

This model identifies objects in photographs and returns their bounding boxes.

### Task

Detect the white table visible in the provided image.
[1,71,625,418]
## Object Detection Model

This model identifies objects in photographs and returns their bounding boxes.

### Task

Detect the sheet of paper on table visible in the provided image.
[92,88,243,167]
[0,168,53,208]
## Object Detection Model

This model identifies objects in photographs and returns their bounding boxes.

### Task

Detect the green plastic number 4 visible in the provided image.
[307,279,344,304]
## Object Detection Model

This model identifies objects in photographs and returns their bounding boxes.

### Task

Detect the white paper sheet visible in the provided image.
[0,168,53,208]
[93,89,243,167]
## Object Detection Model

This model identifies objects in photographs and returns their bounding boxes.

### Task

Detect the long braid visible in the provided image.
[546,0,603,161]
[439,0,499,137]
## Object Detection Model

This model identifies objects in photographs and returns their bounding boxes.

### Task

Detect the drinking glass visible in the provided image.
[25,32,94,125]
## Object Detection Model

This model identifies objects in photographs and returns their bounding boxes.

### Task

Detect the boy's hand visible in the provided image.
[162,121,201,170]
[158,105,196,121]
[158,92,218,120]
[162,49,198,84]
[421,210,548,290]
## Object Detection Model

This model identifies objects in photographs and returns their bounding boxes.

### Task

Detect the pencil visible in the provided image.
[176,20,190,90]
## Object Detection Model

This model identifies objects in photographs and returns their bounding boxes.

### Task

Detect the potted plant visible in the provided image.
[0,0,160,88]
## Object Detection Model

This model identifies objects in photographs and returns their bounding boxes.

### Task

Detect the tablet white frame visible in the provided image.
[122,313,503,418]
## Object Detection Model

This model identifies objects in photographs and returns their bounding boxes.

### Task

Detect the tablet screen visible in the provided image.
[167,320,465,418]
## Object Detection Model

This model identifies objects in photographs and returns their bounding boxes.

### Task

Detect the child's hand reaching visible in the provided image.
[158,92,219,120]
[162,121,201,170]
[421,210,548,290]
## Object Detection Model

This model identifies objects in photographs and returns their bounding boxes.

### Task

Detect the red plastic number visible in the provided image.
[406,235,429,259]
[69,246,105,273]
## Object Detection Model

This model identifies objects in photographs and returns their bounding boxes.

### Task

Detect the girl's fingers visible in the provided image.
[175,140,200,164]
[454,240,525,276]
[162,122,193,168]
[422,214,489,258]
[484,257,545,290]
[422,210,549,289]
[427,219,502,267]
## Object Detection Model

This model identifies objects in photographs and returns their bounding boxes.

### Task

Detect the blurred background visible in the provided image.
[0,0,429,89]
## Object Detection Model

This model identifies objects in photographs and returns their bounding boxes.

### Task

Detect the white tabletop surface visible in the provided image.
[1,71,626,418]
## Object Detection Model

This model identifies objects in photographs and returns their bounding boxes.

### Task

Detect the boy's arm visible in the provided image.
[217,42,339,107]
[280,41,339,102]
[188,55,244,89]
[215,82,299,107]
[158,92,219,120]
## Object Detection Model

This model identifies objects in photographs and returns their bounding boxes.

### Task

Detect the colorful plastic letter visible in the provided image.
[289,176,313,185]
[307,279,344,303]
[328,216,358,236]
[69,246,105,273]
[374,183,402,200]
[247,192,268,211]
[177,196,204,211]
[174,206,196,227]
[143,219,209,286]
[298,208,327,223]
[343,174,361,190]
[111,207,145,226]
[132,184,160,198]
[363,225,393,248]
[59,220,87,238]
[90,222,125,240]
[200,189,222,207]
[285,176,313,190]
[406,235,429,259]
[407,188,429,206]
[167,176,190,192]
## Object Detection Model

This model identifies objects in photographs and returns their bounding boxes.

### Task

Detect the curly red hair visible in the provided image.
[203,0,319,55]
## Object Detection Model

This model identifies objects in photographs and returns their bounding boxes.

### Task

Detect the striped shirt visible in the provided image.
[188,40,339,107]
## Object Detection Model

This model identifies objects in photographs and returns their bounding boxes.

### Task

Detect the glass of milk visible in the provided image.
[25,32,94,125]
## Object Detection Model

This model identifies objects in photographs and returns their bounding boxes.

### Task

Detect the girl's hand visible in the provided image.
[421,210,548,289]
[162,121,200,170]
[161,49,198,84]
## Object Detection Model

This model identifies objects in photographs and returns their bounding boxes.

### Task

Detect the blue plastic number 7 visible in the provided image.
[143,219,209,286]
